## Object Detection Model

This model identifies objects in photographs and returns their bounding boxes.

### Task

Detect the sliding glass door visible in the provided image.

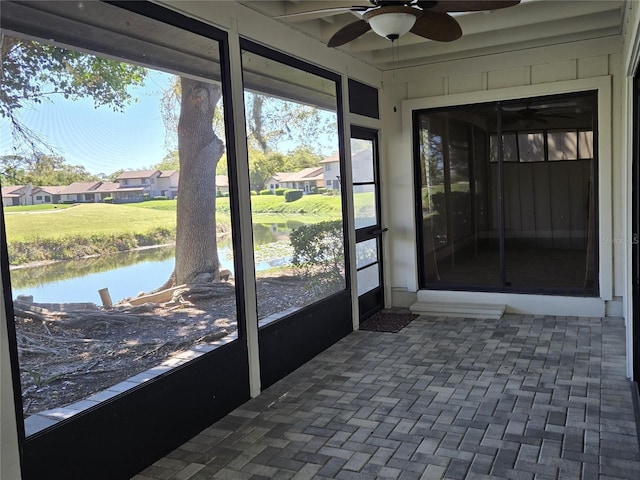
[415,92,598,295]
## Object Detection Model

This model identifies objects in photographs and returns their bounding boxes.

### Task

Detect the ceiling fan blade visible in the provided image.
[410,11,462,42]
[275,5,369,20]
[328,20,372,47]
[429,1,520,12]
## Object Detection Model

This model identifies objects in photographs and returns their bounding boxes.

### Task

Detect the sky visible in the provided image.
[0,70,175,176]
[1,61,340,177]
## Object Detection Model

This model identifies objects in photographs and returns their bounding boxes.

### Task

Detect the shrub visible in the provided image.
[259,189,273,195]
[316,187,329,195]
[290,220,345,299]
[103,197,113,203]
[152,195,168,200]
[284,189,303,202]
[223,192,230,197]
[275,188,287,196]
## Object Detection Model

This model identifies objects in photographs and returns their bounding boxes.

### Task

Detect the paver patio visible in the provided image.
[133,314,640,479]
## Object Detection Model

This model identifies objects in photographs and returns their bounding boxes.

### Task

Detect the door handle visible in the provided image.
[369,227,388,235]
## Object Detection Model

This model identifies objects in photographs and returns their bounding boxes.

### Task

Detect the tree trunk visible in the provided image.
[175,77,224,285]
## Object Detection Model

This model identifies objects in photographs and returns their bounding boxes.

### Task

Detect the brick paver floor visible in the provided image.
[133,314,640,479]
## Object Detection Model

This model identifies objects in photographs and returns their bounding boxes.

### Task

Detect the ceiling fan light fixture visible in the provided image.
[365,7,418,41]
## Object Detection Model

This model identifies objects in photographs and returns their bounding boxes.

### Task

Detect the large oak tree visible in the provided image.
[1,34,224,286]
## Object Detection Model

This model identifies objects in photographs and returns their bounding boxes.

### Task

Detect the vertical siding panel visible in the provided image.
[569,161,590,249]
[534,163,553,248]
[503,164,520,236]
[549,162,572,249]
[518,163,536,245]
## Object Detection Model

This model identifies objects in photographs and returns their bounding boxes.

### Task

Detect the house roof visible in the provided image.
[32,185,66,195]
[275,167,324,183]
[216,175,229,187]
[116,169,160,180]
[1,185,24,197]
[158,170,178,178]
[320,152,339,164]
[93,182,142,193]
[59,182,102,194]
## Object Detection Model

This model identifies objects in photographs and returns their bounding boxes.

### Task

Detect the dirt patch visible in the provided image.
[14,275,314,416]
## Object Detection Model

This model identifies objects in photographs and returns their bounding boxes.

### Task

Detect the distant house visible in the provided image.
[2,170,183,207]
[216,175,229,195]
[115,170,161,197]
[94,181,145,202]
[268,167,324,193]
[115,169,180,199]
[32,185,66,204]
[56,182,104,203]
[157,170,179,199]
[1,185,32,206]
[320,152,340,190]
[319,150,371,190]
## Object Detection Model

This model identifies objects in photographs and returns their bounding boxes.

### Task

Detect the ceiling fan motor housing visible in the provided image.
[364,6,420,41]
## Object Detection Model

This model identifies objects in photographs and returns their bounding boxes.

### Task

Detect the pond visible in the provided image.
[10,223,294,304]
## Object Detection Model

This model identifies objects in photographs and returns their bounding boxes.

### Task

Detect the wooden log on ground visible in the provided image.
[98,288,113,307]
[128,285,187,306]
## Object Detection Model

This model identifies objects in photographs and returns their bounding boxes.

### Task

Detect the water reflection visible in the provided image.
[11,223,295,304]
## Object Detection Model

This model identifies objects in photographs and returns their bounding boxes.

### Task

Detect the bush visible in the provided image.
[316,187,329,195]
[250,191,257,196]
[103,197,113,203]
[222,192,230,197]
[275,188,287,196]
[284,189,303,202]
[290,220,345,298]
[152,195,168,200]
[259,189,273,195]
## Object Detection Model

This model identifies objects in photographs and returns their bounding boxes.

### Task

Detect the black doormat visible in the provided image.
[359,310,419,333]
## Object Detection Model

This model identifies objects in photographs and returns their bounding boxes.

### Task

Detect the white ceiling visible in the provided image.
[239,0,627,70]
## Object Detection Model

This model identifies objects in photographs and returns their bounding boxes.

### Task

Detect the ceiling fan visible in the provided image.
[501,105,576,126]
[276,1,521,47]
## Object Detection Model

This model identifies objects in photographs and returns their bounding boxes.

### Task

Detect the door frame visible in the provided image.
[351,126,385,321]
[632,73,640,386]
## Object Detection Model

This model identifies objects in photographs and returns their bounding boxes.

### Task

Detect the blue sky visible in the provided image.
[0,70,175,176]
[1,67,340,176]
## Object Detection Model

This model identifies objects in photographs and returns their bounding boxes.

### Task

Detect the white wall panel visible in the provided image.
[578,55,610,78]
[531,60,577,84]
[449,73,485,95]
[487,66,529,89]
[407,77,446,99]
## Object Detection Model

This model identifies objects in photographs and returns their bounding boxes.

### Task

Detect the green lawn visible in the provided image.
[4,203,177,242]
[4,192,372,243]
[127,192,371,216]
[3,203,75,213]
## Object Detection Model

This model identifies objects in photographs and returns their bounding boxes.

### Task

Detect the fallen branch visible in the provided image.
[14,307,48,323]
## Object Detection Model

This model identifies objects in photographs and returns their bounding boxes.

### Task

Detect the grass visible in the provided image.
[3,193,372,264]
[4,203,177,243]
[5,194,374,243]
[126,192,370,216]
[3,203,75,213]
